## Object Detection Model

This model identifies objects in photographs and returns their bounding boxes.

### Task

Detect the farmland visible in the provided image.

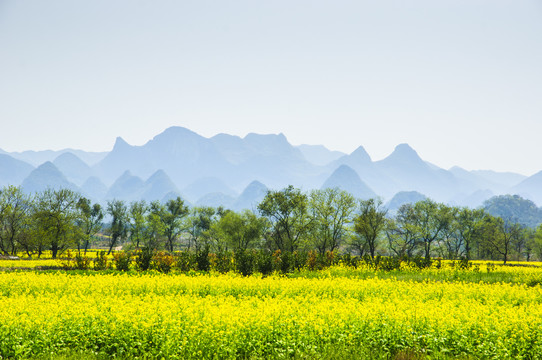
[1,260,542,359]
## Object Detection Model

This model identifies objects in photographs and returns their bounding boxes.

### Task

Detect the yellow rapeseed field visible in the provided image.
[1,266,542,359]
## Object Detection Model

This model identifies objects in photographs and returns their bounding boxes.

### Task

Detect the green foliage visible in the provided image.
[212,210,265,251]
[258,185,311,252]
[152,251,175,273]
[309,188,356,255]
[112,251,131,271]
[255,250,273,276]
[76,197,103,254]
[196,244,211,271]
[33,189,81,258]
[483,194,542,228]
[93,251,109,270]
[135,246,154,271]
[352,198,387,259]
[234,249,254,276]
[106,200,128,255]
[2,184,542,263]
[0,185,33,256]
[210,251,233,273]
[175,251,197,272]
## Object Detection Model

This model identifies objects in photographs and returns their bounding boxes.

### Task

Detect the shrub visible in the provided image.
[280,251,293,274]
[93,251,109,271]
[234,250,254,277]
[113,251,131,271]
[196,245,210,272]
[152,251,175,274]
[255,250,273,276]
[175,251,196,272]
[306,250,318,271]
[213,251,233,274]
[135,247,154,271]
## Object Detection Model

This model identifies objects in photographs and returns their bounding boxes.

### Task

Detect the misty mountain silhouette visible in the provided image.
[21,162,79,194]
[3,126,540,207]
[0,154,34,187]
[321,165,376,200]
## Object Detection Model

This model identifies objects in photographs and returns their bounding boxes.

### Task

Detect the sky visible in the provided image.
[0,0,541,175]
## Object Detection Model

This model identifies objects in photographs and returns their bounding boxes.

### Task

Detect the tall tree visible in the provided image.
[34,188,80,258]
[76,197,104,254]
[144,201,166,250]
[411,199,453,261]
[161,197,189,252]
[258,185,311,252]
[212,209,265,251]
[309,188,356,255]
[0,186,33,256]
[106,200,128,254]
[352,198,387,259]
[186,206,217,251]
[128,200,148,249]
[385,203,420,258]
[452,208,486,260]
[481,215,522,264]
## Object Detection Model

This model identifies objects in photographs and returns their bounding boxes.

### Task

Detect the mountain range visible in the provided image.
[1,126,541,210]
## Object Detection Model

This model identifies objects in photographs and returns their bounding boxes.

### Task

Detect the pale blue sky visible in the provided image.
[0,1,541,175]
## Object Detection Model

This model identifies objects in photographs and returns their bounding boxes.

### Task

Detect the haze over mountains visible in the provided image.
[1,126,541,209]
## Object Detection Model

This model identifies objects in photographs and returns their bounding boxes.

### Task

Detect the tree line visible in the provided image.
[1,184,542,264]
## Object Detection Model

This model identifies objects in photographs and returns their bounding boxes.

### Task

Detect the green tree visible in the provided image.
[76,197,104,254]
[411,199,453,261]
[34,188,81,258]
[385,204,419,258]
[186,206,217,251]
[0,186,33,256]
[451,208,486,260]
[309,188,356,255]
[128,200,148,249]
[161,197,189,252]
[106,200,128,254]
[483,194,542,228]
[352,198,387,259]
[144,200,166,250]
[481,215,522,264]
[258,185,311,252]
[212,209,265,251]
[533,224,542,261]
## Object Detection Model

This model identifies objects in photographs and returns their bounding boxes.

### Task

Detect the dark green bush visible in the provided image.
[135,247,154,271]
[93,251,109,270]
[152,251,175,273]
[175,251,196,272]
[196,245,210,272]
[256,250,273,276]
[235,250,254,277]
[113,251,131,271]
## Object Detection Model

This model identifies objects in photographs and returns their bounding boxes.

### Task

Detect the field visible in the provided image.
[1,260,542,359]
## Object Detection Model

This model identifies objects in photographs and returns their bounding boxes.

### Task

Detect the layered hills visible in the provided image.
[0,126,539,209]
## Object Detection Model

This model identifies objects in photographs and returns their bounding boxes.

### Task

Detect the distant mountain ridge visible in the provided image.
[1,126,540,208]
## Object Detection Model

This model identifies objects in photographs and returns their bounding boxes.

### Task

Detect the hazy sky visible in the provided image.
[1,1,541,175]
